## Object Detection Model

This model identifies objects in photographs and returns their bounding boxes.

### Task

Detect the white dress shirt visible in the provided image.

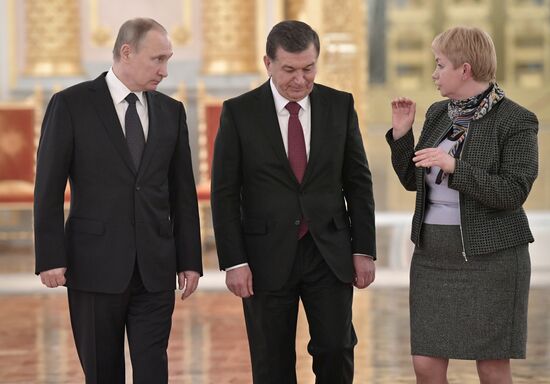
[105,68,149,141]
[270,78,311,158]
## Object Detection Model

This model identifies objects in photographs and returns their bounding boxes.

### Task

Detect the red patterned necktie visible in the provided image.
[285,101,308,239]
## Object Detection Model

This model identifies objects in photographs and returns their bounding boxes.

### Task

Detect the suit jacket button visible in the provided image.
[135,186,141,191]
[294,219,301,226]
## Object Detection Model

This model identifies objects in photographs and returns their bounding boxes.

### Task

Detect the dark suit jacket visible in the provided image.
[386,97,538,256]
[34,73,202,294]
[211,81,376,291]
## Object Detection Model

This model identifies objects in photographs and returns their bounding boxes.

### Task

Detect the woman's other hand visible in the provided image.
[413,148,457,174]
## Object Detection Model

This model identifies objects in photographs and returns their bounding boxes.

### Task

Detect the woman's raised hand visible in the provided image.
[391,97,416,140]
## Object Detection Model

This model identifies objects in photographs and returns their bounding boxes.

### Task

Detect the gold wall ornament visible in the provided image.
[442,0,491,31]
[504,0,550,88]
[171,82,188,104]
[89,0,112,46]
[88,0,112,46]
[196,81,209,184]
[316,0,368,129]
[387,0,435,89]
[171,27,191,46]
[171,0,192,45]
[8,0,16,89]
[24,0,83,76]
[202,0,257,74]
[91,27,111,47]
[284,0,307,19]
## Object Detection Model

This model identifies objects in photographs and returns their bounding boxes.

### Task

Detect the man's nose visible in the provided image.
[159,63,168,78]
[293,73,306,85]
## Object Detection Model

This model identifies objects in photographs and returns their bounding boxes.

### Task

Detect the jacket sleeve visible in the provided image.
[342,94,376,258]
[169,101,203,274]
[34,93,74,274]
[448,110,538,210]
[385,128,417,192]
[210,101,248,269]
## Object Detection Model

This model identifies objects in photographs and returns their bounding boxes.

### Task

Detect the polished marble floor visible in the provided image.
[1,239,550,383]
[0,287,549,384]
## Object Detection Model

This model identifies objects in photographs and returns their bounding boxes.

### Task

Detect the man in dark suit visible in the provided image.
[211,20,376,384]
[33,18,202,384]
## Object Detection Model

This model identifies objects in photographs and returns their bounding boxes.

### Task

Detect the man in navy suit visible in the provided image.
[211,20,376,383]
[34,18,202,384]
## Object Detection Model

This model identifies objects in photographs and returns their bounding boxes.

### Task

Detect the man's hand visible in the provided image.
[178,271,200,300]
[39,267,67,288]
[353,255,375,289]
[226,265,254,298]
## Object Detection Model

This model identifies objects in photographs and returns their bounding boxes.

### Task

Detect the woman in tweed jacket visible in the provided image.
[387,27,538,384]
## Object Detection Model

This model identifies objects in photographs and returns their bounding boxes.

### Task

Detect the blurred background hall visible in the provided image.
[0,0,549,383]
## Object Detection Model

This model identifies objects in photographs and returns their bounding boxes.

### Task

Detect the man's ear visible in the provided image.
[263,55,271,76]
[120,43,132,62]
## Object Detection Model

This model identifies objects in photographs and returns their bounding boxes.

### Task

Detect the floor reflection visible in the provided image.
[0,288,549,383]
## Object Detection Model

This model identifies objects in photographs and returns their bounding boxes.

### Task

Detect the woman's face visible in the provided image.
[432,51,465,99]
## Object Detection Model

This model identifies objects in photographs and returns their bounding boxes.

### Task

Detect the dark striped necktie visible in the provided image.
[125,93,145,170]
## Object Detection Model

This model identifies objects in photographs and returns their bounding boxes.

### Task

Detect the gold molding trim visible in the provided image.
[171,0,192,45]
[8,0,16,89]
[202,1,257,74]
[24,0,83,77]
[89,0,112,46]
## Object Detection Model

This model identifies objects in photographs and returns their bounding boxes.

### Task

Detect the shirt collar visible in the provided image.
[106,68,146,106]
[269,78,310,114]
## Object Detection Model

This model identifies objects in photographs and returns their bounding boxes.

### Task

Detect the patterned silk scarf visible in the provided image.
[431,83,505,184]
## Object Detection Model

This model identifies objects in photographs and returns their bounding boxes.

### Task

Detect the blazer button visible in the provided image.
[135,186,141,191]
[294,219,301,226]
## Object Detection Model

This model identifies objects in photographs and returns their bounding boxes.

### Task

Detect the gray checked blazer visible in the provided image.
[386,97,538,257]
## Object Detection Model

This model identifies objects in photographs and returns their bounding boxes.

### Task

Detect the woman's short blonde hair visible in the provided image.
[432,26,497,82]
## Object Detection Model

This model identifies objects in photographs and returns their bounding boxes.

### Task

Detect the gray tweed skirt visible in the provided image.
[410,224,530,360]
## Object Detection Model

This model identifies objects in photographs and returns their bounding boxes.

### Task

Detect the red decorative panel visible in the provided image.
[205,104,222,177]
[0,108,35,203]
[0,108,35,182]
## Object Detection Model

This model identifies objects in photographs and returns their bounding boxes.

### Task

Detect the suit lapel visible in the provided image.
[89,73,136,174]
[136,91,159,179]
[302,84,328,185]
[258,82,297,181]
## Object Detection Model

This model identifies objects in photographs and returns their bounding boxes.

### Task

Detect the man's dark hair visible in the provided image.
[266,20,320,60]
[113,18,167,60]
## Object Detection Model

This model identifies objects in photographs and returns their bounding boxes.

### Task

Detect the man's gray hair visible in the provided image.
[113,18,167,60]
